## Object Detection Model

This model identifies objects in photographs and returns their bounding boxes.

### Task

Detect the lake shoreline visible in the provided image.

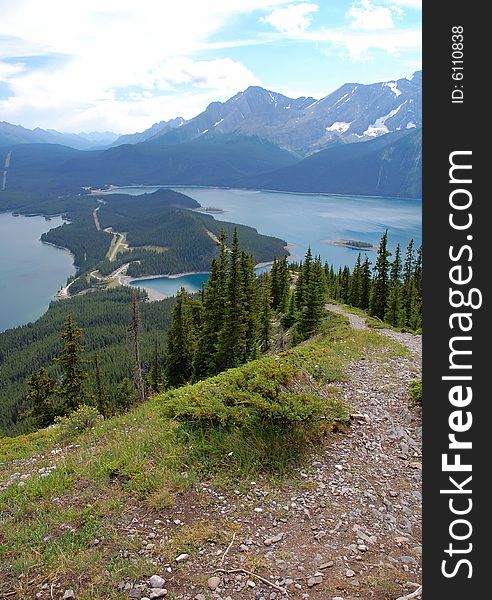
[91,184,421,202]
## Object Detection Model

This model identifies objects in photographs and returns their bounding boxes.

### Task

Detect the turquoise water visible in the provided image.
[130,272,209,298]
[0,213,75,332]
[106,186,421,298]
[105,186,422,267]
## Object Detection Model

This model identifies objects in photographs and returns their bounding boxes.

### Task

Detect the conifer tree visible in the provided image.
[55,314,88,414]
[240,251,259,361]
[281,288,297,329]
[217,229,245,370]
[25,368,56,427]
[92,354,109,416]
[369,230,390,319]
[384,244,402,325]
[148,339,163,393]
[129,290,146,402]
[166,288,195,386]
[349,254,362,307]
[298,254,325,337]
[399,239,415,327]
[260,275,272,351]
[193,258,223,379]
[359,256,371,310]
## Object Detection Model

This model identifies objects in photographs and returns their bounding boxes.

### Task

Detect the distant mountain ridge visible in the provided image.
[1,71,421,157]
[0,122,119,150]
[238,128,422,198]
[110,71,421,156]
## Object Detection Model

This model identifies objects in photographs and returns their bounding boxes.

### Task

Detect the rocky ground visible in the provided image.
[1,306,422,600]
[108,306,422,600]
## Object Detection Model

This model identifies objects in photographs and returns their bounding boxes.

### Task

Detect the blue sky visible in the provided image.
[0,1,421,133]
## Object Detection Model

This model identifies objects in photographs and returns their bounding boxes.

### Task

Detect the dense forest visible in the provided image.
[0,186,287,290]
[0,288,176,435]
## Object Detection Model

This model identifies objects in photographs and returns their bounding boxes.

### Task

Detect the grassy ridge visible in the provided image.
[0,314,407,597]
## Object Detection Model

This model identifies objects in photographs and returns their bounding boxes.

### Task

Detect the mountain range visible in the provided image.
[0,71,422,198]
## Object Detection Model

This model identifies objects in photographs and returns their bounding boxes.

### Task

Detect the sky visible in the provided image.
[0,0,421,134]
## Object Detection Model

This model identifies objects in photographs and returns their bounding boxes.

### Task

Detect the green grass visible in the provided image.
[0,312,407,597]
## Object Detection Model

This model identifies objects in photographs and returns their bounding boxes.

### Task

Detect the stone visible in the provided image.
[62,592,75,600]
[319,561,334,569]
[264,532,284,546]
[149,590,167,599]
[307,576,323,587]
[346,569,355,578]
[207,576,221,591]
[129,591,141,599]
[400,556,418,566]
[194,595,206,600]
[175,553,190,562]
[149,576,166,589]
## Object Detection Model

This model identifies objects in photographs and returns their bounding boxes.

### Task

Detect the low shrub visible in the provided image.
[409,379,422,403]
[55,405,103,440]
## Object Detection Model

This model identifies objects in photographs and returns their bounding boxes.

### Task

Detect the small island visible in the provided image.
[192,206,226,214]
[323,238,378,251]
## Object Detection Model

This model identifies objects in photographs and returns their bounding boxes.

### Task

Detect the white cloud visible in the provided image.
[347,1,401,31]
[388,0,421,8]
[0,0,288,131]
[260,3,319,35]
[316,28,421,60]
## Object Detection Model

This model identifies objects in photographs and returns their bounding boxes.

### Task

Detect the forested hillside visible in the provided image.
[0,288,176,435]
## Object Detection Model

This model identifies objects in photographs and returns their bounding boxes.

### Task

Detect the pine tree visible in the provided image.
[260,275,272,351]
[384,244,402,326]
[25,368,56,427]
[348,254,362,307]
[281,288,297,329]
[193,259,221,378]
[148,339,163,393]
[399,239,415,327]
[92,354,109,416]
[129,290,146,402]
[359,257,371,310]
[295,247,313,309]
[165,288,195,386]
[55,314,88,414]
[369,230,390,319]
[240,251,259,361]
[298,254,325,337]
[217,229,245,370]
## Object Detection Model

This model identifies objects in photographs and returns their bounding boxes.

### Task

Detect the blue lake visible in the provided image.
[0,212,75,332]
[107,186,422,299]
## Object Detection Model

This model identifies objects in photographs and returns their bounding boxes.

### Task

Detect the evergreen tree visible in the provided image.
[399,239,415,327]
[359,257,371,310]
[25,368,56,427]
[165,288,195,386]
[348,254,362,307]
[240,251,259,361]
[129,290,146,402]
[148,339,163,393]
[295,247,313,309]
[369,230,390,319]
[92,354,109,416]
[298,254,325,337]
[217,229,245,370]
[193,259,221,378]
[55,314,88,414]
[260,275,272,351]
[384,244,402,325]
[112,377,137,412]
[281,289,297,329]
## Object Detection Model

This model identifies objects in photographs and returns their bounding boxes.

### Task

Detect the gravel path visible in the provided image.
[1,306,422,600]
[123,305,423,600]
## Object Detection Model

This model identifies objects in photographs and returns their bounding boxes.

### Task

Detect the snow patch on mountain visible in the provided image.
[326,121,351,133]
[364,104,404,137]
[384,82,402,97]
